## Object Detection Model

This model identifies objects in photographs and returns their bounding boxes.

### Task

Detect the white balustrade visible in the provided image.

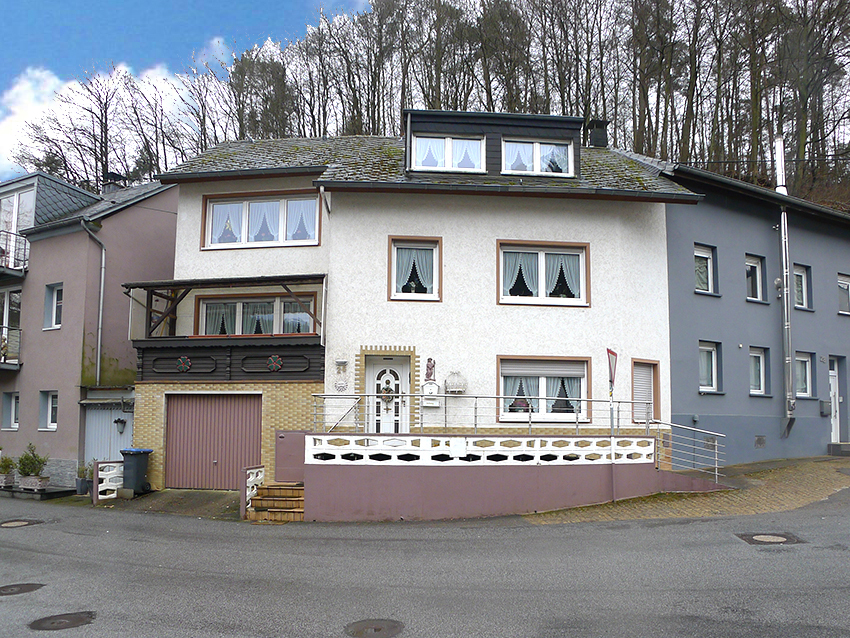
[95,461,124,501]
[305,434,655,466]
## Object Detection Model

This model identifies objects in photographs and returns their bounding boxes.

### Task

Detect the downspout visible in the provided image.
[775,136,796,437]
[405,111,412,173]
[81,219,105,387]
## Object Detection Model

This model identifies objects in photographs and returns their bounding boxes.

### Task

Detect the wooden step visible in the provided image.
[247,507,304,523]
[251,496,304,510]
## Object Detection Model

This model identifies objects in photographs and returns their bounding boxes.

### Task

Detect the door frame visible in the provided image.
[365,355,411,434]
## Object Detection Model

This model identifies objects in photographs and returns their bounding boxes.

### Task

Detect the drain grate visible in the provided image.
[736,532,804,545]
[29,612,95,631]
[344,619,404,637]
[1,519,43,528]
[0,583,44,596]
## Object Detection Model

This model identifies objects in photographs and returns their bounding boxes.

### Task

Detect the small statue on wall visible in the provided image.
[425,358,435,381]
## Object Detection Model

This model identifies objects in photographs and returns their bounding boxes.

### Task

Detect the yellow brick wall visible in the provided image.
[133,380,322,490]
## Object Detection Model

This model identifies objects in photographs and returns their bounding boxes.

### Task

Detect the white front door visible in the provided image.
[830,358,840,443]
[366,356,410,434]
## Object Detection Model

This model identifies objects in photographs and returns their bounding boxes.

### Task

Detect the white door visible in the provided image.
[366,356,410,434]
[830,358,840,443]
[84,406,134,462]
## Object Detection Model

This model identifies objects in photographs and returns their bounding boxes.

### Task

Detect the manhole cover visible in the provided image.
[344,619,404,637]
[0,583,44,596]
[1,519,43,528]
[29,612,95,631]
[736,532,804,545]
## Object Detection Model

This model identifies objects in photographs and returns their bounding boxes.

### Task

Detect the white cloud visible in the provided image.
[0,67,71,180]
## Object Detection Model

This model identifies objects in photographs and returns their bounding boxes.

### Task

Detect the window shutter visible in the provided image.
[633,363,654,421]
[500,359,586,377]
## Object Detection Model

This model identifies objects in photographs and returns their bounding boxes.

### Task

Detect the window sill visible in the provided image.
[202,241,319,250]
[0,427,18,432]
[410,167,486,175]
[42,326,61,332]
[390,295,441,303]
[746,298,770,305]
[37,427,57,432]
[839,312,850,317]
[694,290,721,298]
[794,306,815,313]
[698,390,725,395]
[501,170,575,179]
[749,393,772,398]
[796,395,819,401]
[500,298,588,307]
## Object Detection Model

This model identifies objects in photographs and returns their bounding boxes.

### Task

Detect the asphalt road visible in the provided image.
[1,491,849,638]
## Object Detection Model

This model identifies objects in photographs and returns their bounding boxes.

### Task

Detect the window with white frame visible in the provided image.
[412,136,485,172]
[745,255,764,301]
[793,264,811,308]
[390,238,440,301]
[502,140,573,176]
[795,352,813,397]
[699,341,719,392]
[500,244,587,305]
[39,391,58,431]
[499,358,588,421]
[1,392,18,431]
[0,187,35,234]
[44,283,62,329]
[200,296,315,335]
[206,196,318,247]
[749,347,766,395]
[0,288,21,362]
[838,274,850,314]
[695,244,715,293]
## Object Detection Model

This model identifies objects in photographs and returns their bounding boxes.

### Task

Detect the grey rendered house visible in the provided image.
[0,173,176,486]
[636,159,850,465]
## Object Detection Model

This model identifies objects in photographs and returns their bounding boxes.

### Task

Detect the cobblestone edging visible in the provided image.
[526,457,850,524]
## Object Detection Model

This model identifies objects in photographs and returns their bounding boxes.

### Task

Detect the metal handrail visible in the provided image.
[650,419,726,483]
[326,396,362,433]
[0,230,29,271]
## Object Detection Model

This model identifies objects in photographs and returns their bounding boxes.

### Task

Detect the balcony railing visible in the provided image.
[313,393,657,435]
[0,326,21,366]
[312,393,726,481]
[0,231,29,272]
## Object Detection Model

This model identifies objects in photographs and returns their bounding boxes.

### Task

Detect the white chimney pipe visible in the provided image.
[775,135,788,195]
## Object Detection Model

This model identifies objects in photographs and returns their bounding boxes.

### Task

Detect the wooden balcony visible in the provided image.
[133,335,324,382]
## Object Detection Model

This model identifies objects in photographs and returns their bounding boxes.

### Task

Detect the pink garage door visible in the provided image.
[165,394,262,490]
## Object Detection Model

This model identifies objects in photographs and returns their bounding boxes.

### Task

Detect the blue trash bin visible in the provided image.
[120,448,153,494]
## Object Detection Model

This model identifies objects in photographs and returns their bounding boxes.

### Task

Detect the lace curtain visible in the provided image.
[248,202,279,242]
[503,376,539,412]
[396,247,434,294]
[453,139,480,169]
[540,143,570,173]
[505,142,533,171]
[242,302,274,334]
[416,138,445,167]
[286,200,316,241]
[545,253,581,298]
[503,251,538,296]
[211,203,242,244]
[205,303,236,335]
[546,376,580,413]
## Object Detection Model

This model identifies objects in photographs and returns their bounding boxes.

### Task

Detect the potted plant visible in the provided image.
[17,443,49,491]
[75,462,88,495]
[0,455,15,488]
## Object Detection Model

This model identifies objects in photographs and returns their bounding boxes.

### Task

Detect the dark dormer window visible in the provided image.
[503,140,573,176]
[412,136,484,172]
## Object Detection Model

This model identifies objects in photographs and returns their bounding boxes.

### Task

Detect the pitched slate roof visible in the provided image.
[614,148,850,224]
[157,136,698,202]
[22,181,173,235]
[33,175,101,225]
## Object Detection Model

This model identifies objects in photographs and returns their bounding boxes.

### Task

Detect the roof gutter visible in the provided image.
[80,219,106,387]
[315,180,702,203]
[155,166,327,184]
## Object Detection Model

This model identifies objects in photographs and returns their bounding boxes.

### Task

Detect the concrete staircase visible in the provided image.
[247,482,304,523]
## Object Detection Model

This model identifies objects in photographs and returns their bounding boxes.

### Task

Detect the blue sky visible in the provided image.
[0,0,367,179]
